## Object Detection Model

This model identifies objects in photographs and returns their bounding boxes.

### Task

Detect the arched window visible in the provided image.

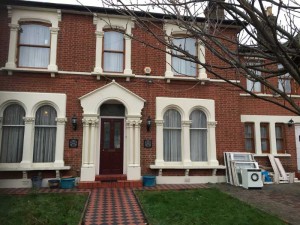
[18,23,51,68]
[190,110,207,161]
[0,104,25,163]
[103,31,124,73]
[33,105,57,162]
[163,109,181,161]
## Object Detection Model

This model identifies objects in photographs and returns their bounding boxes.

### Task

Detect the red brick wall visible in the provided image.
[0,6,298,179]
[57,13,96,72]
[0,5,9,68]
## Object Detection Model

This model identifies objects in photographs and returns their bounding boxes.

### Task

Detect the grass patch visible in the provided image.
[0,192,88,225]
[136,188,286,225]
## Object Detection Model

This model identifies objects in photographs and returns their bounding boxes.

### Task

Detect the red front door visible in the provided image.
[100,118,124,174]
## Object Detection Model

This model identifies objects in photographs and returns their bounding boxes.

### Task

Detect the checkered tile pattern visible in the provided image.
[84,188,146,225]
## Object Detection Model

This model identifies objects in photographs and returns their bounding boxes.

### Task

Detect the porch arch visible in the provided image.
[79,80,145,181]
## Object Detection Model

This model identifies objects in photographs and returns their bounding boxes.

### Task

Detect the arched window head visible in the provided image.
[0,104,25,163]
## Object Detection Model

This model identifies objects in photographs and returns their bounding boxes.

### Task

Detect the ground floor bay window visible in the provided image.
[0,91,67,170]
[154,97,218,167]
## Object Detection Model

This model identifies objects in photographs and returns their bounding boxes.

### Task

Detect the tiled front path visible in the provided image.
[0,184,207,225]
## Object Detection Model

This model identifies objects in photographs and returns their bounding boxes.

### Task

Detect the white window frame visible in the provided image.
[278,64,291,94]
[4,6,60,73]
[246,62,262,92]
[164,23,206,79]
[154,97,218,167]
[241,115,299,155]
[0,91,67,170]
[93,14,133,75]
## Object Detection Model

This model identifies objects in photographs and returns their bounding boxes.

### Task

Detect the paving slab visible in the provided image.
[210,183,300,225]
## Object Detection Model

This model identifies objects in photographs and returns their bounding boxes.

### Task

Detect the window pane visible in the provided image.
[275,126,282,138]
[114,122,121,149]
[190,130,207,161]
[245,139,253,152]
[104,31,124,51]
[172,38,197,76]
[19,46,50,68]
[33,105,57,162]
[163,129,181,161]
[260,126,267,138]
[103,122,110,149]
[173,38,196,55]
[20,24,50,46]
[190,110,206,128]
[276,139,283,151]
[103,52,123,72]
[163,109,181,128]
[261,140,268,152]
[190,110,207,161]
[35,105,57,125]
[163,109,181,161]
[244,124,252,138]
[0,104,25,163]
[2,104,25,125]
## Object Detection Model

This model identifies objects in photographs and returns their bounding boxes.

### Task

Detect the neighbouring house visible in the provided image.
[0,0,299,188]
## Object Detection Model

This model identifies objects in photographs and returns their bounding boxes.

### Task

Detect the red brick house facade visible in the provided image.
[0,1,299,188]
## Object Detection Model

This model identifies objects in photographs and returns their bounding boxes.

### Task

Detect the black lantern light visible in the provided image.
[288,119,294,127]
[147,116,152,132]
[71,115,78,130]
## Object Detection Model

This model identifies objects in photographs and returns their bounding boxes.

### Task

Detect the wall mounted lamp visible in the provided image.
[71,115,78,130]
[288,118,294,127]
[147,116,152,132]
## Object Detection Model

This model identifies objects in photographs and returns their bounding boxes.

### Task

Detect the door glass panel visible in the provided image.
[103,122,110,149]
[114,122,121,149]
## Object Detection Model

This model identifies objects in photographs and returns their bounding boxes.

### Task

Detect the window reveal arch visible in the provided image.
[0,104,25,163]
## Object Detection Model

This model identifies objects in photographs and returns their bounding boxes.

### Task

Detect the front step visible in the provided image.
[95,174,127,182]
[78,180,143,189]
[78,174,142,189]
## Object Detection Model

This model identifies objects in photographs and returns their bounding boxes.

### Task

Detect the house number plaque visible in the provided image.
[69,139,78,148]
[144,139,152,148]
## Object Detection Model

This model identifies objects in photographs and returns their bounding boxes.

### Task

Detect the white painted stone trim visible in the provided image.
[4,7,60,71]
[0,91,67,169]
[164,23,207,79]
[156,175,226,184]
[93,15,134,75]
[241,115,300,154]
[154,97,218,167]
[79,81,145,181]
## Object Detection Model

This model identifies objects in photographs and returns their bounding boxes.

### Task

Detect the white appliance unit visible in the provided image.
[241,168,263,189]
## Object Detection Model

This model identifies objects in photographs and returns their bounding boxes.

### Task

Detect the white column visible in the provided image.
[165,47,173,77]
[182,121,192,165]
[134,120,142,165]
[207,121,218,166]
[269,123,277,154]
[129,120,134,165]
[54,118,67,167]
[93,31,104,73]
[123,35,132,74]
[89,118,99,165]
[47,27,59,71]
[255,122,262,154]
[80,117,98,181]
[198,40,207,79]
[5,24,19,69]
[82,118,90,166]
[155,120,164,165]
[20,117,35,167]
